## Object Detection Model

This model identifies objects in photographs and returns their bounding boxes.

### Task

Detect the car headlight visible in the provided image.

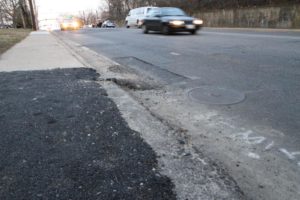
[62,23,68,27]
[72,21,79,28]
[193,19,203,25]
[169,20,185,26]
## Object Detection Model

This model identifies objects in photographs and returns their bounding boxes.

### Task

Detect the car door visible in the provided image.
[128,10,136,26]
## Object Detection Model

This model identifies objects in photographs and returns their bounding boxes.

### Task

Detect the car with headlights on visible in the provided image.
[141,7,203,35]
[60,19,81,31]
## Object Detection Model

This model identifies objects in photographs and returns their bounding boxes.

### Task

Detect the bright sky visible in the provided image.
[36,0,105,20]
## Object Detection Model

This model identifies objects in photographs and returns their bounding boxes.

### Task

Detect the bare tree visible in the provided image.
[0,0,19,26]
[103,0,300,21]
[0,0,32,27]
[78,9,101,25]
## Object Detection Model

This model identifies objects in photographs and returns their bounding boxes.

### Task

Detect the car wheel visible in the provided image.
[162,25,170,35]
[142,25,149,34]
[125,22,130,28]
[190,30,197,35]
[137,20,141,28]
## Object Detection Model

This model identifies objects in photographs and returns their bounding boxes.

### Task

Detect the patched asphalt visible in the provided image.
[0,68,176,200]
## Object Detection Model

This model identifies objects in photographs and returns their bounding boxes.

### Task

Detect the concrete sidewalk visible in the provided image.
[0,31,84,72]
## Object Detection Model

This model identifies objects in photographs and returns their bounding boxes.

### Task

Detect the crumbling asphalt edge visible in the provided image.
[51,31,245,200]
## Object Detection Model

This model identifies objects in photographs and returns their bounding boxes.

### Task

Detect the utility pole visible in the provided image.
[28,0,37,30]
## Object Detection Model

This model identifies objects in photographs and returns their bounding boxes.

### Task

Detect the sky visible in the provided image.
[35,0,105,20]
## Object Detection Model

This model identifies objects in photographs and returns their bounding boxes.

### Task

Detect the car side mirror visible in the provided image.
[154,14,161,18]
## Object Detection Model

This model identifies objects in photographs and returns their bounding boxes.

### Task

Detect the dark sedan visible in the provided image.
[142,7,203,35]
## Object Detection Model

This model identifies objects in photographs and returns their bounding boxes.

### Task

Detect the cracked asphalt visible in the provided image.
[0,68,176,200]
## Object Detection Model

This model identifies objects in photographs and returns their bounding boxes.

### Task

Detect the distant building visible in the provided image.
[39,19,60,31]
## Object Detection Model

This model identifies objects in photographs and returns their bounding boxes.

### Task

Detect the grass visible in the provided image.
[0,29,31,55]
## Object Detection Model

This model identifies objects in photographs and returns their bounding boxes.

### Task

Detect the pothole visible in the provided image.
[187,86,245,105]
[106,78,160,91]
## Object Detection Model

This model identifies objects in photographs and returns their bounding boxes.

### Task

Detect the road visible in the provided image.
[58,27,300,151]
[56,27,300,199]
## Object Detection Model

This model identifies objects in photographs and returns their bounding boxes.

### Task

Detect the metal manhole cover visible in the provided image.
[187,86,245,105]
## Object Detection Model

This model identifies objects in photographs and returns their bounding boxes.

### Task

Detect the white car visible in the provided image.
[125,6,157,28]
[102,20,116,28]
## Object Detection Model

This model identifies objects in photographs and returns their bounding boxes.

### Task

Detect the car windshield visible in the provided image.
[161,8,186,16]
[147,8,160,16]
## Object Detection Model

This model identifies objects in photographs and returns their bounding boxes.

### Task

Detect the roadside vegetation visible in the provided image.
[0,29,30,54]
[0,0,34,29]
[105,0,300,22]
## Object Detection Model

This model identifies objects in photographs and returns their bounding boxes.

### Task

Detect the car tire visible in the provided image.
[162,25,170,35]
[142,25,149,34]
[125,22,130,28]
[190,30,197,35]
[137,20,141,28]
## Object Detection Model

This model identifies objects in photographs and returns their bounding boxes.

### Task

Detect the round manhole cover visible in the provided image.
[187,86,245,105]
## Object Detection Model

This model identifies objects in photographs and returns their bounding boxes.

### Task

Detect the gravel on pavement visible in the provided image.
[0,68,176,200]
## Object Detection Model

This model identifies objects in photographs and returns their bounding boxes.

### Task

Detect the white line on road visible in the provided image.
[203,31,300,40]
[170,52,181,56]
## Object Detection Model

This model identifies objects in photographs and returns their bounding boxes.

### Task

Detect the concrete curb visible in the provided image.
[51,31,245,200]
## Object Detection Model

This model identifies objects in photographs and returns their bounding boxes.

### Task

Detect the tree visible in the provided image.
[0,0,32,28]
[102,0,300,22]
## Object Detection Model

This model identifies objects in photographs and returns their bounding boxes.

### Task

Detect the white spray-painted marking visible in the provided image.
[265,141,274,151]
[248,152,260,159]
[196,157,207,165]
[235,130,266,145]
[219,121,236,129]
[279,149,300,160]
[170,52,181,56]
[232,131,300,166]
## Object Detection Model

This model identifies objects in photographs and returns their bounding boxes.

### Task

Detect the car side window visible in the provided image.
[137,8,143,15]
[133,9,137,15]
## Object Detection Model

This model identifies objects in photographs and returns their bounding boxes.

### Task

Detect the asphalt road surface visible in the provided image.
[57,27,300,155]
[56,28,300,199]
[0,68,175,200]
